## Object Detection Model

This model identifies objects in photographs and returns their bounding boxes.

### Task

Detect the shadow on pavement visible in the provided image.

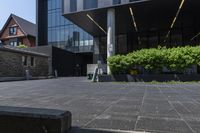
[69,127,137,133]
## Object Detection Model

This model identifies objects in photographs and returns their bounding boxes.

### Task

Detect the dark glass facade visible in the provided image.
[129,0,141,2]
[83,0,98,10]
[39,0,93,53]
[64,0,145,14]
[113,0,121,5]
[70,0,77,12]
[128,27,200,51]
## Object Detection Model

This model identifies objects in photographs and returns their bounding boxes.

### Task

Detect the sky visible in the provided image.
[0,0,36,29]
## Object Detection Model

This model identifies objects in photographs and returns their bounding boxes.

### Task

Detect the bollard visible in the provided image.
[92,67,99,82]
[55,70,58,78]
[25,69,30,80]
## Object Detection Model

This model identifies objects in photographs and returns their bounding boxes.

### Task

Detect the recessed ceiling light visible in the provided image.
[191,32,200,41]
[129,7,138,32]
[87,14,107,35]
[129,7,141,44]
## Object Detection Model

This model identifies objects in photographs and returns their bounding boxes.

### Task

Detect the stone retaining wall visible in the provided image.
[0,47,49,77]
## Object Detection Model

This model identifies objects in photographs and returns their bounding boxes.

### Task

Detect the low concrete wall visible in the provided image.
[87,64,107,74]
[0,77,25,82]
[99,74,200,82]
[0,106,71,133]
[0,77,53,82]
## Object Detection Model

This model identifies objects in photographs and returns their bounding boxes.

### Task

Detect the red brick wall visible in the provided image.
[22,37,36,47]
[0,18,25,39]
[29,36,36,47]
[0,17,36,47]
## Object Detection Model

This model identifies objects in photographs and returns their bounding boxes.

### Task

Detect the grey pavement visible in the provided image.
[0,78,200,133]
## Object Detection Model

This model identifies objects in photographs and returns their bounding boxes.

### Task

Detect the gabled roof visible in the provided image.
[0,14,36,37]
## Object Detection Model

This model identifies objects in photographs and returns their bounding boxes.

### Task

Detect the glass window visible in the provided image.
[129,0,141,2]
[9,41,18,46]
[56,12,60,27]
[22,56,28,66]
[171,29,182,47]
[73,26,80,46]
[70,0,77,12]
[60,16,65,26]
[60,27,65,42]
[84,34,89,46]
[14,42,18,47]
[48,29,52,42]
[88,35,93,46]
[69,25,74,46]
[55,28,60,42]
[113,0,121,5]
[30,57,35,67]
[48,0,52,10]
[9,27,17,35]
[73,31,80,46]
[47,0,94,52]
[80,30,84,46]
[56,0,61,9]
[52,28,56,43]
[52,12,56,27]
[51,0,56,9]
[9,42,13,46]
[130,0,138,2]
[65,26,69,42]
[84,0,98,9]
[182,28,194,45]
[48,13,52,28]
[160,31,170,47]
[148,31,159,48]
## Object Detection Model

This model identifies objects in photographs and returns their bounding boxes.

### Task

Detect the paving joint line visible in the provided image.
[134,84,147,131]
[83,86,128,128]
[159,84,196,133]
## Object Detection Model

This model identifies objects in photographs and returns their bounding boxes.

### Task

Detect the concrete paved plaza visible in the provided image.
[0,78,200,133]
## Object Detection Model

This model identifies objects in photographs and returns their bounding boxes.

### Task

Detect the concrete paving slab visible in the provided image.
[135,116,193,133]
[0,77,199,133]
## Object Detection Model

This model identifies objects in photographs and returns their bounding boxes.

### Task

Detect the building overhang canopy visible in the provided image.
[63,0,200,37]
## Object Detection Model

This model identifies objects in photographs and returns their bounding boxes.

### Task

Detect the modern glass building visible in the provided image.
[37,0,93,53]
[62,0,200,73]
[37,0,200,74]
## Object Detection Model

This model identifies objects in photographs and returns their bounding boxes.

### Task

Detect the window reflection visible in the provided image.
[47,0,93,53]
[83,0,98,9]
[70,0,77,12]
[113,0,121,5]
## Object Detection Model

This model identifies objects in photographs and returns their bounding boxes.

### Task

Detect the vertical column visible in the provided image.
[107,8,115,74]
[93,37,100,63]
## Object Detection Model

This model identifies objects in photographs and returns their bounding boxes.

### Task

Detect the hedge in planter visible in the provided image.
[108,46,200,74]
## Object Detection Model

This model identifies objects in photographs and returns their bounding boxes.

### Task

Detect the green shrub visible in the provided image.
[107,55,129,74]
[108,45,200,74]
[17,44,28,48]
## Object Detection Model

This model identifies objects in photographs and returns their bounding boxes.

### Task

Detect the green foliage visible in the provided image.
[108,46,200,74]
[107,55,129,74]
[17,44,28,48]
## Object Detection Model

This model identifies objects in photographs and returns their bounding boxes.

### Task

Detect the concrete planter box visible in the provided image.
[99,74,200,82]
